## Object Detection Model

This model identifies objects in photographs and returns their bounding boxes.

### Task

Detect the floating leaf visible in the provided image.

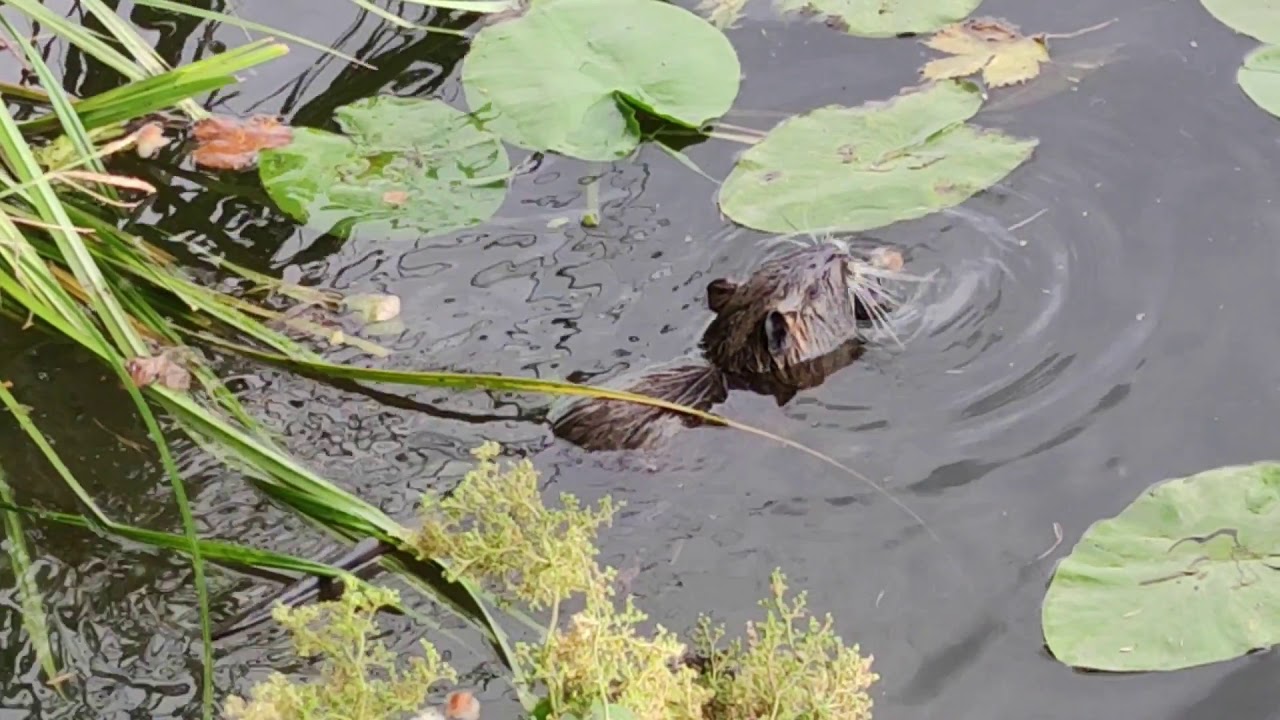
[921,18,1050,88]
[718,81,1037,233]
[1042,462,1280,672]
[344,293,402,323]
[191,114,293,170]
[1201,0,1280,43]
[125,353,191,391]
[1238,45,1280,118]
[461,0,741,161]
[259,97,509,239]
[776,0,984,38]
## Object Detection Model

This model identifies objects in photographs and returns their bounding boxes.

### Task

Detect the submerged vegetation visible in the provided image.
[224,445,877,720]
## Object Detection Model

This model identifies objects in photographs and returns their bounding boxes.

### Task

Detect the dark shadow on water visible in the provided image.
[1169,650,1280,720]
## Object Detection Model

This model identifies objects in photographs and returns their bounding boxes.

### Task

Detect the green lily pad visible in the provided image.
[461,0,741,161]
[1239,45,1280,118]
[258,97,509,240]
[776,0,984,37]
[1042,462,1280,672]
[718,80,1036,234]
[1201,0,1280,43]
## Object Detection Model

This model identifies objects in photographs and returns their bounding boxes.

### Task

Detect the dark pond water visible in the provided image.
[4,0,1280,717]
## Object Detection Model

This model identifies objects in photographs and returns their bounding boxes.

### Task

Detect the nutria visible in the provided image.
[212,237,908,640]
[549,238,905,450]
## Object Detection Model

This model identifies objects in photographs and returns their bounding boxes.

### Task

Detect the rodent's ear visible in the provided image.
[706,278,739,314]
[764,310,793,357]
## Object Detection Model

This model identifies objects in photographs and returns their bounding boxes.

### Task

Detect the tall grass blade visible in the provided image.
[2,22,113,197]
[0,464,61,692]
[0,498,510,674]
[393,0,521,12]
[3,0,148,81]
[19,41,289,135]
[0,382,116,529]
[198,337,941,547]
[347,0,421,28]
[130,0,373,69]
[78,0,205,119]
[0,101,142,355]
[198,334,735,422]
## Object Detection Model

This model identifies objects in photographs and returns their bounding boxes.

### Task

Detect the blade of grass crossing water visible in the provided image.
[2,22,114,199]
[78,0,206,120]
[394,0,520,12]
[0,499,503,671]
[0,464,61,691]
[18,41,288,135]
[0,213,90,335]
[0,102,143,356]
[347,0,420,28]
[130,0,372,68]
[0,380,119,532]
[2,0,148,81]
[119,376,216,717]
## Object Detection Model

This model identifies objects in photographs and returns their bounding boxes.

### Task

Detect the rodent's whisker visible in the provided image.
[851,283,903,349]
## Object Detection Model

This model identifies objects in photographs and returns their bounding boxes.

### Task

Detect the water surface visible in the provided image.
[4,0,1280,717]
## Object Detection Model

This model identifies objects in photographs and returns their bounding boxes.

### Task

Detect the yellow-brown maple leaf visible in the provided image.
[921,17,1050,89]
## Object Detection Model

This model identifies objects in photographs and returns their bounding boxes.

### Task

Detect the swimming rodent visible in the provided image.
[549,237,906,451]
[212,237,908,640]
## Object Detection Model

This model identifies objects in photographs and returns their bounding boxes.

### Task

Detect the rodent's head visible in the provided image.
[701,240,902,374]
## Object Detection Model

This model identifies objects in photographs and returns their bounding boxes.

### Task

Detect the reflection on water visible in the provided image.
[8,0,1280,717]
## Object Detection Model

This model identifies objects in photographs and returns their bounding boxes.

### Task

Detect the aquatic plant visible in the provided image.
[1042,462,1280,672]
[223,582,459,720]
[224,444,877,720]
[717,80,1037,234]
[257,97,512,240]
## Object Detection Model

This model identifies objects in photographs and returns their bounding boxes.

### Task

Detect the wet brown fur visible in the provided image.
[551,242,897,451]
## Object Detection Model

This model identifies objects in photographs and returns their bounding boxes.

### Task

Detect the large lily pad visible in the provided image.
[1042,463,1280,672]
[1239,45,1280,118]
[718,80,1036,234]
[1201,0,1280,43]
[258,97,509,240]
[776,0,984,38]
[461,0,741,161]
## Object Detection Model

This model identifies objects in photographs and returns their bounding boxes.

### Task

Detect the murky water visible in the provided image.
[5,0,1280,717]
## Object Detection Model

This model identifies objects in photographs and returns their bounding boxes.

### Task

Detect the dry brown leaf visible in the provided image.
[191,115,293,171]
[921,17,1050,88]
[134,122,168,158]
[382,189,409,206]
[58,170,156,194]
[125,354,191,391]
